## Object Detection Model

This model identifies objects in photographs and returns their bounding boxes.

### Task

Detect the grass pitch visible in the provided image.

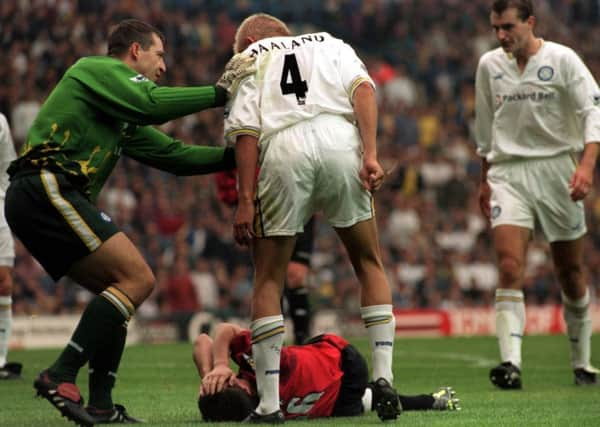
[1,334,599,426]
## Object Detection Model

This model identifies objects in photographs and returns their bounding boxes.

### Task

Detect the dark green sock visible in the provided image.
[88,322,127,409]
[49,294,129,383]
[399,394,435,410]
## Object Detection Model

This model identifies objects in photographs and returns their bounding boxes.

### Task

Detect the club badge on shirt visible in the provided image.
[537,66,554,81]
[491,205,502,220]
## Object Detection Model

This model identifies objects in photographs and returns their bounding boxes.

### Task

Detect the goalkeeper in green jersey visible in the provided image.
[4,19,254,426]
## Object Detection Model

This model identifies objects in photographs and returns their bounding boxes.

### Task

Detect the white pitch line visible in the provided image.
[397,350,497,367]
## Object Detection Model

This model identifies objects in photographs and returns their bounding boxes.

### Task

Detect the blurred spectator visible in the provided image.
[190,258,219,313]
[384,63,418,108]
[165,257,199,340]
[386,194,421,251]
[10,82,40,147]
[100,171,137,219]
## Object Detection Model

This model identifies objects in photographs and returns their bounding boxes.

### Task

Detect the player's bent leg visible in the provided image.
[551,238,597,384]
[38,233,153,424]
[67,232,156,306]
[73,232,153,413]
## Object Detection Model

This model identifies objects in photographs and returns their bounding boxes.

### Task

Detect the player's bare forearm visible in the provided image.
[580,142,599,171]
[570,142,599,201]
[353,82,384,191]
[235,135,259,203]
[212,323,244,367]
[352,82,378,160]
[193,334,214,378]
[479,157,492,218]
[234,135,258,245]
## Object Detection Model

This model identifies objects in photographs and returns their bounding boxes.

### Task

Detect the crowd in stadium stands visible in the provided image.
[2,0,600,322]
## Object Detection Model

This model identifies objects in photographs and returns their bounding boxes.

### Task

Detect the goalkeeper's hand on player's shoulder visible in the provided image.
[217,53,256,95]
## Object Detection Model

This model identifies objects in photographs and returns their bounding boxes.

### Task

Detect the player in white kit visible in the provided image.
[0,113,21,380]
[475,0,600,388]
[223,13,398,423]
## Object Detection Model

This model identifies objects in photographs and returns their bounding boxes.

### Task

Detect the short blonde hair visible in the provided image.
[234,13,291,53]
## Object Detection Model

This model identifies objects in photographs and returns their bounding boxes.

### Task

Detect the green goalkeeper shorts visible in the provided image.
[5,168,119,280]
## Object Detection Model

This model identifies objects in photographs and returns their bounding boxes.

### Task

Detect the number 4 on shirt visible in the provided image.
[280,54,308,105]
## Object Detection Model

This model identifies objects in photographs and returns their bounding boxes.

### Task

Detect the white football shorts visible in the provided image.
[487,153,586,242]
[254,113,374,236]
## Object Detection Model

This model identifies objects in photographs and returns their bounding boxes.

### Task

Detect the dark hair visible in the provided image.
[107,19,165,57]
[491,0,534,21]
[197,385,259,421]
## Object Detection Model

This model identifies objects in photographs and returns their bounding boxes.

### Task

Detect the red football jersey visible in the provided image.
[230,331,348,419]
[214,170,239,207]
[213,169,261,207]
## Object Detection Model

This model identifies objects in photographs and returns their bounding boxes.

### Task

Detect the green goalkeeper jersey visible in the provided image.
[9,55,231,201]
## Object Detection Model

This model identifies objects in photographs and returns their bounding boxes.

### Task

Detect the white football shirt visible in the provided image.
[0,113,16,202]
[224,32,374,145]
[475,41,600,162]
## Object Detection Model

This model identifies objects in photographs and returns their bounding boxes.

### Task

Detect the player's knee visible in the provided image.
[286,263,308,288]
[138,266,156,300]
[498,256,523,285]
[122,264,155,304]
[194,333,211,354]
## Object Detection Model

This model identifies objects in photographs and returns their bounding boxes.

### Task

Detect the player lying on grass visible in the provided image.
[194,322,460,422]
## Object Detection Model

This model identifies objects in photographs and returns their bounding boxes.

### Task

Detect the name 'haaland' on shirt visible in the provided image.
[247,33,326,57]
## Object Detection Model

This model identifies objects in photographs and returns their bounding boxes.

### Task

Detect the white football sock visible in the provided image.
[562,289,592,370]
[362,386,373,412]
[251,315,285,415]
[495,289,525,368]
[0,296,12,367]
[360,304,395,383]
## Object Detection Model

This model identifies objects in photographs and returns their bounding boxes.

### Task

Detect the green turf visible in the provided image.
[1,334,599,426]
